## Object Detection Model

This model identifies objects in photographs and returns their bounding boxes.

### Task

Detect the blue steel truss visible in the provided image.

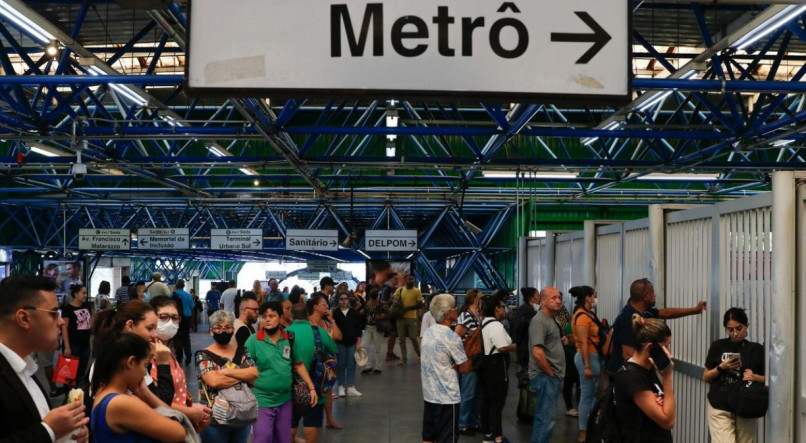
[1,1,806,290]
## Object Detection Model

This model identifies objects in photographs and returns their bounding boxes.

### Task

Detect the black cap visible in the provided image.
[320,276,335,288]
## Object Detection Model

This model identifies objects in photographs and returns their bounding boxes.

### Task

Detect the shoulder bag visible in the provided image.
[198,348,258,427]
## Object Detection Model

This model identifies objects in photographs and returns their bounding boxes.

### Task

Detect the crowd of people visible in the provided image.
[0,271,769,443]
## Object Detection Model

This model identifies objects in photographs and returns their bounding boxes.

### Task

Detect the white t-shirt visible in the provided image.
[420,311,435,338]
[481,318,512,355]
[220,288,238,314]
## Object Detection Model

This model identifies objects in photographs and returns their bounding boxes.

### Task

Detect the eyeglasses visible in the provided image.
[23,306,61,319]
[339,297,349,301]
[242,307,258,312]
[726,325,746,334]
[211,326,234,333]
[158,314,181,323]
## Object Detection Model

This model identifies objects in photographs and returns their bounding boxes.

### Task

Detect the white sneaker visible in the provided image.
[337,386,346,397]
[345,386,362,397]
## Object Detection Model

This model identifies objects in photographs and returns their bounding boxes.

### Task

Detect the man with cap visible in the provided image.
[171,279,194,365]
[313,276,336,307]
[146,271,170,302]
[0,275,90,442]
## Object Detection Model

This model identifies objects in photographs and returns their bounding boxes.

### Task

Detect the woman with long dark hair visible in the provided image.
[61,283,93,385]
[703,308,765,443]
[91,332,186,442]
[478,296,515,443]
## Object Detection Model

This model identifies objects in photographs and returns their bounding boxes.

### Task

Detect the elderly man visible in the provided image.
[145,271,170,302]
[529,286,566,443]
[420,293,471,443]
[0,275,89,442]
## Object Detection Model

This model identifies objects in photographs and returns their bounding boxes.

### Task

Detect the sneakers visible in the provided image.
[337,386,346,397]
[565,408,579,417]
[361,368,372,374]
[482,434,494,443]
[398,359,407,366]
[345,386,362,397]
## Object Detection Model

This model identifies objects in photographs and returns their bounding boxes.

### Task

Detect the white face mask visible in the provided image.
[156,320,179,340]
[590,301,597,309]
[532,303,540,311]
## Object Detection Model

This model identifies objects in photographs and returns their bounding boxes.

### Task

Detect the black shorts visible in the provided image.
[292,403,324,428]
[422,401,459,443]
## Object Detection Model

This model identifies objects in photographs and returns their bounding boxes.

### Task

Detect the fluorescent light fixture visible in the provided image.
[637,90,673,111]
[680,69,699,80]
[161,115,184,127]
[582,136,598,146]
[239,168,254,176]
[29,145,60,157]
[771,139,794,147]
[582,120,621,145]
[356,249,370,259]
[86,65,147,105]
[207,145,228,157]
[529,230,547,238]
[0,0,55,44]
[481,171,577,179]
[734,4,806,50]
[482,171,518,178]
[634,173,718,181]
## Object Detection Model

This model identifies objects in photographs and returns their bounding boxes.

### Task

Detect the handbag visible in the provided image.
[726,380,769,418]
[198,349,258,427]
[292,373,313,415]
[53,353,79,385]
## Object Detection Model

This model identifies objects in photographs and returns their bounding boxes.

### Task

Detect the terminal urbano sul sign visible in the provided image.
[186,0,630,103]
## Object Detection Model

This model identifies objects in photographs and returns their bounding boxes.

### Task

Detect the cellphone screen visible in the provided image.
[649,343,671,371]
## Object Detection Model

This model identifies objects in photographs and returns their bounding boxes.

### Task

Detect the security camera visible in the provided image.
[71,163,87,180]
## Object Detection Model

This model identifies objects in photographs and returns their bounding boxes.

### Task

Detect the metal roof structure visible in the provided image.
[1,0,805,289]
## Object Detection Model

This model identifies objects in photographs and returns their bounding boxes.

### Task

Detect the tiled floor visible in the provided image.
[44,327,580,442]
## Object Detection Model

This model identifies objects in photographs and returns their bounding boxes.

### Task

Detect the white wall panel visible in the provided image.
[623,226,650,299]
[526,239,546,290]
[595,230,622,324]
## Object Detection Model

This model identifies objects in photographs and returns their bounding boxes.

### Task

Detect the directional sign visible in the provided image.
[78,229,131,251]
[210,228,263,250]
[187,0,629,103]
[137,228,190,250]
[286,229,339,252]
[365,230,418,252]
[265,271,287,281]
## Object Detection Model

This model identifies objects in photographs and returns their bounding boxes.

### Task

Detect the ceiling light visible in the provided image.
[253,179,260,186]
[0,0,55,44]
[633,173,719,181]
[45,40,59,57]
[28,144,64,157]
[734,4,806,50]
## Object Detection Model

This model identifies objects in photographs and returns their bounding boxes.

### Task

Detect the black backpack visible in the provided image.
[586,365,629,443]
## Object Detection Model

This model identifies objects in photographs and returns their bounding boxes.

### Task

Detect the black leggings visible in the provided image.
[563,350,580,409]
[479,354,509,438]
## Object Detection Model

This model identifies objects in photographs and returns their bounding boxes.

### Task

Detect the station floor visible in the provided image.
[46,328,579,442]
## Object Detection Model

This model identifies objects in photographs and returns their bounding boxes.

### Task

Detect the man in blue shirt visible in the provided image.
[206,283,221,312]
[605,278,706,374]
[173,279,194,365]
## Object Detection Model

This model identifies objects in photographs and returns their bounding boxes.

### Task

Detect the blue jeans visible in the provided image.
[574,352,602,431]
[337,343,357,387]
[530,373,562,443]
[458,371,481,429]
[200,424,250,443]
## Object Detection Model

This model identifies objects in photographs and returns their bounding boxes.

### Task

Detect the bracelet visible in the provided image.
[309,387,315,391]
[716,365,726,374]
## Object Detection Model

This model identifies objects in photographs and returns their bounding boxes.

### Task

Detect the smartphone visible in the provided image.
[649,343,671,371]
[722,352,741,361]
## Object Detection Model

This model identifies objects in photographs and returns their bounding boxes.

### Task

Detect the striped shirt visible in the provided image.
[457,310,480,340]
[115,285,130,306]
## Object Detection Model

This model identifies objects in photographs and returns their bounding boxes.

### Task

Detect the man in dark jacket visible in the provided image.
[0,275,89,442]
[511,287,540,372]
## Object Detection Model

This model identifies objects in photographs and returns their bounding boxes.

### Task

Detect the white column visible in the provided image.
[648,205,665,306]
[769,171,795,442]
[583,220,596,287]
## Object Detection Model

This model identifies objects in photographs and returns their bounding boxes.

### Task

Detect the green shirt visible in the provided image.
[245,328,300,408]
[285,320,338,405]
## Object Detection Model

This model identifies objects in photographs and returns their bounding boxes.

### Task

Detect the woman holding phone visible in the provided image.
[702,308,765,443]
[613,314,674,442]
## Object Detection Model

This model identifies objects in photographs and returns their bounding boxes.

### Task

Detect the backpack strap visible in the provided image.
[311,324,325,352]
[480,319,496,356]
[573,310,605,356]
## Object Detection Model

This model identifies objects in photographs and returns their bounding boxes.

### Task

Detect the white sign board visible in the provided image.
[187,0,629,102]
[137,228,190,250]
[365,230,418,252]
[210,228,263,250]
[286,229,339,251]
[78,229,131,251]
[265,271,287,281]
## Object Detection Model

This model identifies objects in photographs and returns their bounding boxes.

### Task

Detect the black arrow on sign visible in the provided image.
[550,12,611,64]
[140,239,148,246]
[253,239,261,246]
[330,240,337,247]
[408,240,416,247]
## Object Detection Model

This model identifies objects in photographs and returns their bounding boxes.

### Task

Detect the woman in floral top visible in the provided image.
[196,310,258,443]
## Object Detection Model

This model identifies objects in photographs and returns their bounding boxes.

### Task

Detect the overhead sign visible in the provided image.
[186,0,629,102]
[265,271,287,281]
[286,229,339,252]
[78,229,131,251]
[137,228,190,250]
[365,230,418,252]
[210,228,263,250]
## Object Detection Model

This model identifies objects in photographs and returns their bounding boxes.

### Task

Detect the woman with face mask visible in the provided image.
[61,283,94,386]
[570,285,611,443]
[149,295,211,430]
[196,310,259,443]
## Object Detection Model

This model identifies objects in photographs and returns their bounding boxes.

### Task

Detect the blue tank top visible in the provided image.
[91,393,160,443]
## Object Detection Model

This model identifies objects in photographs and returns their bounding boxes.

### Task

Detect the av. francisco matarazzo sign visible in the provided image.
[186,0,629,101]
